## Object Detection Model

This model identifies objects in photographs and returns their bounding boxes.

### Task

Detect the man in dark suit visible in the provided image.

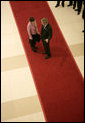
[55,1,65,8]
[41,18,52,59]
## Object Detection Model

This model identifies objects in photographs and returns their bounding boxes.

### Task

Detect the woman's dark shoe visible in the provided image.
[42,52,47,54]
[82,30,84,33]
[45,55,51,59]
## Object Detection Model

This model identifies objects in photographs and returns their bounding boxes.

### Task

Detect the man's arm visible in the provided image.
[27,24,32,40]
[48,25,52,41]
[41,26,43,39]
[35,21,39,34]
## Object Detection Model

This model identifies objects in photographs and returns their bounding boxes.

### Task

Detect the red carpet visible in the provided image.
[10,1,84,122]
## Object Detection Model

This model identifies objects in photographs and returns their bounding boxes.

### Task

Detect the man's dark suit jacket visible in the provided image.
[41,23,52,41]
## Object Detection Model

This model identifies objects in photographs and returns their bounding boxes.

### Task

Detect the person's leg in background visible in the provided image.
[67,1,73,7]
[82,8,84,32]
[55,1,60,8]
[75,1,79,12]
[61,1,65,7]
[73,1,77,9]
[77,1,82,15]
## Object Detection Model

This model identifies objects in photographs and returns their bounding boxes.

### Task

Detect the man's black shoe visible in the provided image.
[34,46,38,49]
[82,30,84,33]
[77,12,80,15]
[45,55,51,59]
[32,49,37,52]
[42,52,47,54]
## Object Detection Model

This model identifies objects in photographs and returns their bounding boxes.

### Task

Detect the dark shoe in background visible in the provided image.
[73,6,75,9]
[62,4,64,7]
[75,9,78,11]
[55,5,60,8]
[67,4,72,7]
[77,12,80,15]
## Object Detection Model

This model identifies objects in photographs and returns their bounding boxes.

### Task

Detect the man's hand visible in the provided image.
[37,32,40,34]
[45,39,48,43]
[29,38,33,40]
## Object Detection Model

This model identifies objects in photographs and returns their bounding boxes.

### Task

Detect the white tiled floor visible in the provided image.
[1,67,37,103]
[48,1,84,78]
[1,1,84,122]
[1,1,25,58]
[48,1,84,46]
[5,112,45,122]
[74,56,84,77]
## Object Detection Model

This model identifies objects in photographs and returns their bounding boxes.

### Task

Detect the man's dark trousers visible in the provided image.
[56,1,65,6]
[42,40,51,56]
[41,23,52,57]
